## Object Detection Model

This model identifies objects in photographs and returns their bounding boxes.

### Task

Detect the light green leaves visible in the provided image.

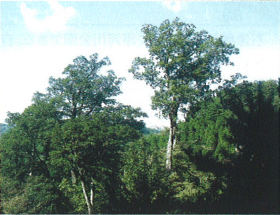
[130,18,239,119]
[48,53,124,118]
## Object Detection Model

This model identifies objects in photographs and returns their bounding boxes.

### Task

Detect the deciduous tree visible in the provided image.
[129,18,239,169]
[47,53,124,119]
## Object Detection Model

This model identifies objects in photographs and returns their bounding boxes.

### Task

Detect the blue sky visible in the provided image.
[1,1,279,127]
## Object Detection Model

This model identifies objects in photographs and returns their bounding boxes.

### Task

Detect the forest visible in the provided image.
[1,18,279,214]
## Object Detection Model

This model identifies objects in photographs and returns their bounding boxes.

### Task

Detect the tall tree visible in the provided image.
[45,53,145,214]
[47,53,124,119]
[1,53,144,214]
[129,18,239,170]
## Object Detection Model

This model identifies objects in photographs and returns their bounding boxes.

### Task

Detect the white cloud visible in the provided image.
[221,46,280,82]
[162,1,183,12]
[0,45,169,128]
[20,1,76,33]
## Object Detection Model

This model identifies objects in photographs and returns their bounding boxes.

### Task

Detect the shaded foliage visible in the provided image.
[1,175,70,214]
[176,78,279,213]
[121,137,171,214]
[216,80,279,213]
[50,108,144,213]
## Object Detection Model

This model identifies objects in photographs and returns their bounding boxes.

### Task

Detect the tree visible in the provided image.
[47,53,124,119]
[1,99,60,181]
[1,100,68,214]
[45,53,145,214]
[50,108,145,214]
[129,18,239,170]
[179,96,236,162]
[1,53,146,214]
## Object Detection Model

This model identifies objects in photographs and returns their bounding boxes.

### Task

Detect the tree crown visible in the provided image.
[129,18,239,118]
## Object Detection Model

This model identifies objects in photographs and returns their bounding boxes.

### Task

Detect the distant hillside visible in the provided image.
[0,123,11,135]
[141,126,162,135]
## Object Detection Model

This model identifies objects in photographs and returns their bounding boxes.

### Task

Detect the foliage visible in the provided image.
[121,137,170,213]
[216,79,280,213]
[47,53,124,119]
[175,78,279,213]
[179,96,236,162]
[144,127,169,149]
[1,22,279,214]
[1,175,68,214]
[1,99,59,181]
[50,108,144,213]
[129,17,239,169]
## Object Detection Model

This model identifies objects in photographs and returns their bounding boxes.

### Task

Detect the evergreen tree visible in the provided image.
[121,137,170,213]
[176,78,279,213]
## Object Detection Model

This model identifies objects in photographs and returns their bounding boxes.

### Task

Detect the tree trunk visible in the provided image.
[90,187,94,206]
[166,129,173,170]
[79,169,94,214]
[90,178,94,206]
[166,111,177,170]
[81,179,93,215]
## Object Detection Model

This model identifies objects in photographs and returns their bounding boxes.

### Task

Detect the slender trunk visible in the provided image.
[166,125,173,170]
[79,169,94,214]
[81,179,92,214]
[90,177,94,206]
[166,111,177,170]
[90,186,94,206]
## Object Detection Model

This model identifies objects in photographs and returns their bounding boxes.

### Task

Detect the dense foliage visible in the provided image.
[176,77,279,213]
[1,19,279,214]
[129,18,239,170]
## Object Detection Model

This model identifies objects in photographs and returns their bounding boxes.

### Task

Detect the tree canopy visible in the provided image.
[46,53,124,119]
[1,19,279,214]
[129,18,239,169]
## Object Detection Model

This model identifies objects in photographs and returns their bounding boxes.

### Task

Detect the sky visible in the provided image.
[1,1,279,128]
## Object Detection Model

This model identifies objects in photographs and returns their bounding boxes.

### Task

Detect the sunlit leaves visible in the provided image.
[130,18,239,119]
[47,53,124,118]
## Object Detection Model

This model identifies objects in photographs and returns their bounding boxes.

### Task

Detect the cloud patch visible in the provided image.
[20,1,76,33]
[162,1,183,12]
